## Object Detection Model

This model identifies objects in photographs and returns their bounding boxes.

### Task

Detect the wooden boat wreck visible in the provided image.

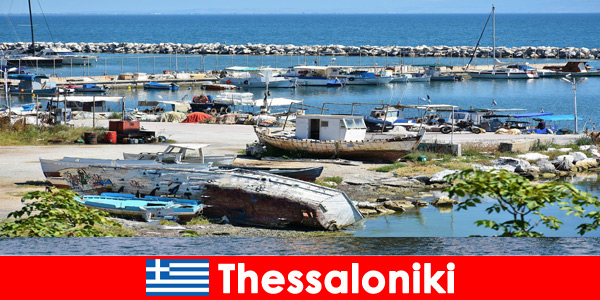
[76,193,204,222]
[218,165,323,182]
[39,157,211,189]
[255,114,425,162]
[59,165,363,230]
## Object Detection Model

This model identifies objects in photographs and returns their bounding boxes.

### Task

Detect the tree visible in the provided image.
[0,189,132,237]
[445,169,600,237]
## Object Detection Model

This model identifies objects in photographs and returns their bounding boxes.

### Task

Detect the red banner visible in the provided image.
[1,256,597,298]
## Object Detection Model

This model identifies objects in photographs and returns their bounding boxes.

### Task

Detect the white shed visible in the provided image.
[295,115,366,141]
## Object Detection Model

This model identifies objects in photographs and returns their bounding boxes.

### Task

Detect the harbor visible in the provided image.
[1,2,600,239]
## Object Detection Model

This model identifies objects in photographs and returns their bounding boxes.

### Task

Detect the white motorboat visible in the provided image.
[279,66,347,86]
[37,48,98,65]
[220,67,296,88]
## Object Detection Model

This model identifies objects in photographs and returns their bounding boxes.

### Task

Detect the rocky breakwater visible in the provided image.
[1,42,599,59]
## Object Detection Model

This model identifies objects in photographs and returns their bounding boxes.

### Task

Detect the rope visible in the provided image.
[37,0,55,42]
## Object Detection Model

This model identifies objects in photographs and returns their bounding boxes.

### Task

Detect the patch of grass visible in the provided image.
[187,216,211,226]
[107,112,123,119]
[158,220,178,226]
[165,139,177,143]
[93,224,136,237]
[574,136,594,146]
[371,162,407,172]
[322,176,343,184]
[391,163,446,177]
[530,139,553,152]
[461,142,499,157]
[181,230,200,237]
[0,121,107,146]
[314,180,338,188]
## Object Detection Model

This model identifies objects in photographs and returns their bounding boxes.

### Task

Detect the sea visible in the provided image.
[1,14,600,254]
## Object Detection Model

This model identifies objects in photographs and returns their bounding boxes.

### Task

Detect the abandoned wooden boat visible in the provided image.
[218,165,323,182]
[75,193,203,222]
[59,165,363,230]
[39,157,211,189]
[255,114,425,162]
[123,143,236,166]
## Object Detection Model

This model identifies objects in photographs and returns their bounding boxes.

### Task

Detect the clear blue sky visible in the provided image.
[2,0,599,14]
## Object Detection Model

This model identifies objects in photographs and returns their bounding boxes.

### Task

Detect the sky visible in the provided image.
[1,0,599,14]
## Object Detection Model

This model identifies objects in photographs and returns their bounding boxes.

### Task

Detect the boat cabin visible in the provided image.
[8,74,57,94]
[295,115,366,141]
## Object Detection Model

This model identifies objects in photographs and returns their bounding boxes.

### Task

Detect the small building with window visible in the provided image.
[295,115,367,141]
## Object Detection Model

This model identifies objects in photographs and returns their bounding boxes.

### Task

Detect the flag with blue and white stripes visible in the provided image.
[146,259,209,296]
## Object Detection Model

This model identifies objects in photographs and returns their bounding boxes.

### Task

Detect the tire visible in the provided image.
[440,126,452,134]
[471,127,482,134]
[243,80,249,85]
[348,77,355,82]
[225,107,232,114]
[210,108,218,115]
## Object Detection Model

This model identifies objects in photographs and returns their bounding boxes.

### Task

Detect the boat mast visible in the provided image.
[492,4,495,72]
[28,0,35,55]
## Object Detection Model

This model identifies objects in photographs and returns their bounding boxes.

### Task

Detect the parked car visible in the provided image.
[364,115,394,132]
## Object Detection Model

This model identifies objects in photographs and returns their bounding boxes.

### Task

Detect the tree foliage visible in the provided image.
[445,169,600,237]
[0,189,132,237]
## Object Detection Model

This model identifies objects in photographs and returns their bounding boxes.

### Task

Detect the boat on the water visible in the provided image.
[542,61,600,77]
[7,74,57,95]
[37,47,98,65]
[74,84,107,93]
[220,67,297,88]
[123,143,236,166]
[255,114,425,162]
[60,165,363,230]
[75,193,203,222]
[279,66,347,86]
[467,5,538,79]
[201,83,238,90]
[144,81,179,91]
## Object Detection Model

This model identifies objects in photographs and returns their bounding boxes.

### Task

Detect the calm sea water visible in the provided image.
[1,14,600,47]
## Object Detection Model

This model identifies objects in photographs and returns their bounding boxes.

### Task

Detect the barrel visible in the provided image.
[83,132,97,145]
[104,131,117,144]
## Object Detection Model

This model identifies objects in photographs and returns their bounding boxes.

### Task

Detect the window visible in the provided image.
[321,121,329,127]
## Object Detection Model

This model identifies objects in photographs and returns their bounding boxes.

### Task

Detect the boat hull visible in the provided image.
[344,76,393,85]
[255,128,424,163]
[468,71,537,79]
[220,78,296,88]
[59,166,363,230]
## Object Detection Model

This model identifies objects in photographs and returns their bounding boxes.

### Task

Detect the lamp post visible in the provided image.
[560,75,578,134]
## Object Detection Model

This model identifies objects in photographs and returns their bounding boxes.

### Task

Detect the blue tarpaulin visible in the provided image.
[513,112,553,118]
[536,115,583,121]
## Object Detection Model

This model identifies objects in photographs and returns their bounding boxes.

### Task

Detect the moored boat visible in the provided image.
[123,143,236,166]
[144,81,179,90]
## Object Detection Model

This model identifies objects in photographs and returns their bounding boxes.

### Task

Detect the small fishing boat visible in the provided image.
[201,83,238,90]
[255,115,425,162]
[74,84,107,93]
[75,193,203,222]
[218,165,324,182]
[7,74,58,95]
[144,81,179,91]
[123,143,236,166]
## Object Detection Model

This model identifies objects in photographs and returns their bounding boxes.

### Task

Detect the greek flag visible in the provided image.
[492,99,497,106]
[146,259,209,296]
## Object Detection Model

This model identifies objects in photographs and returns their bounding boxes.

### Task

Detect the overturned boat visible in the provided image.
[255,114,425,162]
[59,165,363,230]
